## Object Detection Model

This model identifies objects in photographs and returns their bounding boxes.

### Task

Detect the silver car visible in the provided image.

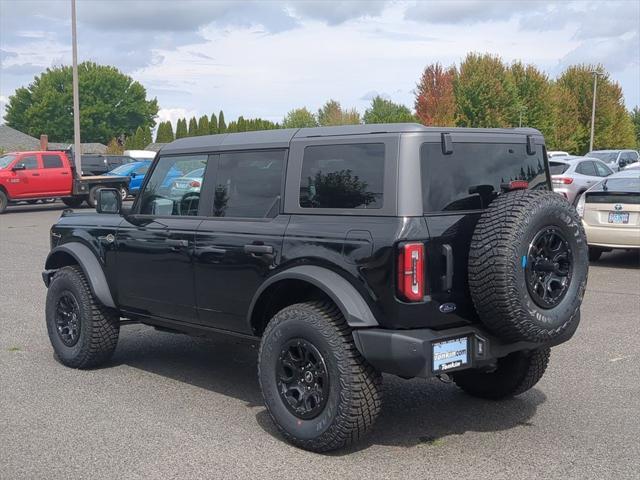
[550,156,613,204]
[588,149,639,172]
[169,167,205,200]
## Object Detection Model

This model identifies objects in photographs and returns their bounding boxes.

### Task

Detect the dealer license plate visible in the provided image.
[608,212,629,224]
[432,337,469,372]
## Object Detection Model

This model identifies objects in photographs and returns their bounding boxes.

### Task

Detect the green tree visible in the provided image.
[282,107,318,128]
[508,61,553,137]
[218,111,226,132]
[187,117,198,136]
[415,63,457,126]
[197,115,210,136]
[555,65,635,153]
[237,116,247,132]
[141,126,152,148]
[454,53,518,127]
[547,85,585,153]
[317,100,361,126]
[209,112,218,134]
[155,121,174,143]
[175,118,188,139]
[4,62,157,144]
[631,106,640,149]
[363,96,415,124]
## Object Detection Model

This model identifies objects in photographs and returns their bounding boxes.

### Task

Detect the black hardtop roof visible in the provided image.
[160,123,542,155]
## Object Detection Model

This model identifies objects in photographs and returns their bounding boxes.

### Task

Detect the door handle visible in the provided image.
[244,244,273,255]
[32,173,40,176]
[166,239,189,249]
[61,172,69,175]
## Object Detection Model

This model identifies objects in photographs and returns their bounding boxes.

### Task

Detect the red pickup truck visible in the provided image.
[0,150,130,213]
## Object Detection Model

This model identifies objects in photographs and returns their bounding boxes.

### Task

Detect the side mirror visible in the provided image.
[12,163,26,171]
[96,188,122,214]
[130,172,137,178]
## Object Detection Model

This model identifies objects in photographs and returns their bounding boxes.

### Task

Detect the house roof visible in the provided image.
[48,142,107,154]
[0,124,40,151]
[145,142,167,152]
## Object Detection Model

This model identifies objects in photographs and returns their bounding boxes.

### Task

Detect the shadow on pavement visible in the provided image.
[591,249,640,269]
[114,326,545,453]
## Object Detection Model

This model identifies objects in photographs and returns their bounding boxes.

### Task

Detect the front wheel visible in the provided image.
[258,301,382,452]
[119,186,128,201]
[453,348,550,400]
[45,266,119,369]
[0,190,8,213]
[86,186,102,208]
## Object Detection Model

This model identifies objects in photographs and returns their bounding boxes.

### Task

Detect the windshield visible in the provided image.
[0,154,17,169]
[108,164,133,175]
[589,152,617,162]
[549,162,570,175]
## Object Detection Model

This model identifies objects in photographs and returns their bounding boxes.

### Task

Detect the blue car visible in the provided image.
[103,161,151,196]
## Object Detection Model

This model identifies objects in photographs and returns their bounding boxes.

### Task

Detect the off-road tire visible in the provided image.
[62,197,84,208]
[453,348,551,400]
[86,186,102,208]
[45,266,119,369]
[0,190,8,213]
[588,247,603,262]
[469,190,588,343]
[258,301,383,452]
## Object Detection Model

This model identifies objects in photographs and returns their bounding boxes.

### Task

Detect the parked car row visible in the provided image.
[549,155,613,204]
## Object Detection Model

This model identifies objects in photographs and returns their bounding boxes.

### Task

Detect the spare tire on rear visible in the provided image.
[468,189,588,343]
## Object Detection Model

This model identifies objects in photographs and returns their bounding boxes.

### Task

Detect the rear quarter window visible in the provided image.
[299,143,385,209]
[421,142,548,212]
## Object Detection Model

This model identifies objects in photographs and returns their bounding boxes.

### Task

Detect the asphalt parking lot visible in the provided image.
[1,202,639,480]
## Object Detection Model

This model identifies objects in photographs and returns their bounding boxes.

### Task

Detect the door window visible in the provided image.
[213,150,285,218]
[133,163,150,175]
[138,155,209,216]
[576,161,596,176]
[42,154,63,168]
[299,143,385,209]
[593,161,612,177]
[17,155,39,170]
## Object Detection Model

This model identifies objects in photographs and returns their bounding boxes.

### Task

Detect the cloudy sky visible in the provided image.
[1,0,638,127]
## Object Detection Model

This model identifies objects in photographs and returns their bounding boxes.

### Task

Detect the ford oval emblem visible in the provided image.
[439,303,457,314]
[614,204,623,211]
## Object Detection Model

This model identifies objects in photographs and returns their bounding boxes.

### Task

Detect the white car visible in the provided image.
[588,149,639,172]
[623,161,640,171]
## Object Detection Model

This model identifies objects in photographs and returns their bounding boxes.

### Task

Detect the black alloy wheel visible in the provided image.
[276,338,329,420]
[526,227,573,309]
[55,291,81,347]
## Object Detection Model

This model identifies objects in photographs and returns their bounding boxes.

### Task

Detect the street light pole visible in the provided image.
[71,0,81,173]
[589,71,601,153]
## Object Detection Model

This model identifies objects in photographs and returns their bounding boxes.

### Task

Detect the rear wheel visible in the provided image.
[453,348,551,400]
[258,301,382,452]
[62,197,83,208]
[119,186,128,201]
[588,247,603,261]
[45,266,119,369]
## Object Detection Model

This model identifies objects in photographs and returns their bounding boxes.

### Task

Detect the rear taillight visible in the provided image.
[189,180,201,188]
[397,242,425,302]
[552,176,573,185]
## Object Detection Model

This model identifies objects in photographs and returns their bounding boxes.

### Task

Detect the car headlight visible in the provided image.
[575,193,585,217]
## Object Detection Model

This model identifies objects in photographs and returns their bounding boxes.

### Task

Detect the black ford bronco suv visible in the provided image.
[43,124,588,452]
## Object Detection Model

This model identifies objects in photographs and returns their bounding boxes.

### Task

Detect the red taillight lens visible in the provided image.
[397,242,425,302]
[508,180,529,190]
[552,176,573,185]
[189,180,201,188]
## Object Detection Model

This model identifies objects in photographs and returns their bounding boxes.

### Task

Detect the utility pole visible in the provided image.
[589,71,602,153]
[71,0,81,172]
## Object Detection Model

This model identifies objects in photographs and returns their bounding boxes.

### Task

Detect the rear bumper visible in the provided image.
[352,322,578,379]
[583,222,640,248]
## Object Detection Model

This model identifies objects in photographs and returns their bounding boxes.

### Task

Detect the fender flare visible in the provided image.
[248,265,379,329]
[44,243,116,308]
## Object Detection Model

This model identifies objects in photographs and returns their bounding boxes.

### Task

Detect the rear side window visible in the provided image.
[576,161,596,176]
[299,143,385,209]
[549,162,570,174]
[213,150,285,218]
[421,142,548,212]
[42,154,63,168]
